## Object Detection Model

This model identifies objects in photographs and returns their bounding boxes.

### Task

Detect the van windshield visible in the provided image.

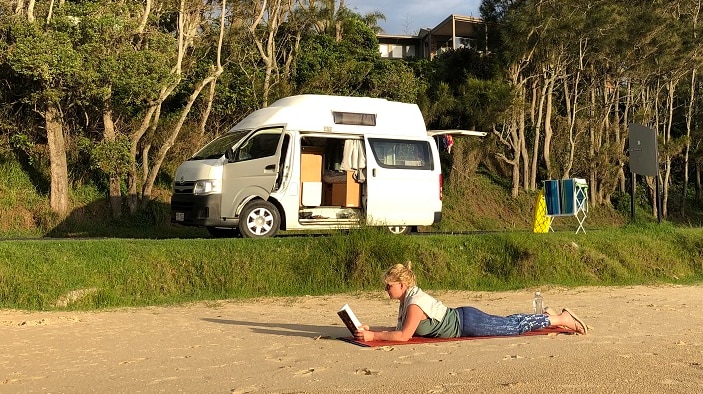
[189,130,250,160]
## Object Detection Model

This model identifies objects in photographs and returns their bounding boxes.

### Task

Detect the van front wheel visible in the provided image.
[239,200,280,238]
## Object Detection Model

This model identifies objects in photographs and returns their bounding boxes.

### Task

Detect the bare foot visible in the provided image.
[562,308,587,335]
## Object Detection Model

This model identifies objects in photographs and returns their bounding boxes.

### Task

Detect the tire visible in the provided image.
[206,227,241,238]
[387,225,412,235]
[238,200,281,238]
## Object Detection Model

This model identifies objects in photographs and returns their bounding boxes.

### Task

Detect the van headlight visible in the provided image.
[193,179,221,195]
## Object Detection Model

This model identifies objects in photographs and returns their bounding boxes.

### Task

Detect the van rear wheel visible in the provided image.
[387,225,412,235]
[239,200,280,238]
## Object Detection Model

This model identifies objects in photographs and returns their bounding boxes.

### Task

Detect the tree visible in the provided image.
[292,11,404,98]
[142,0,228,204]
[3,11,82,217]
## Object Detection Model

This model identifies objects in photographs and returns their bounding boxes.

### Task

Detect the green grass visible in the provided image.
[1,226,702,311]
[0,157,47,237]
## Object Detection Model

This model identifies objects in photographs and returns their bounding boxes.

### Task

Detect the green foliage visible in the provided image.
[294,33,338,87]
[292,13,406,98]
[416,49,512,130]
[430,48,502,87]
[362,60,421,102]
[79,135,132,178]
[4,21,82,103]
[456,78,513,130]
[338,17,381,60]
[9,134,35,164]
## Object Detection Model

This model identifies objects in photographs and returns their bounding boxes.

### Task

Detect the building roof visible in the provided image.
[378,14,484,40]
[430,14,484,38]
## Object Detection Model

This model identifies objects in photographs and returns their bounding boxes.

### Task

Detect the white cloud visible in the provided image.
[346,0,482,34]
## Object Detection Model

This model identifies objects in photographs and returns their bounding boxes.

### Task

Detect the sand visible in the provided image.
[1,284,702,393]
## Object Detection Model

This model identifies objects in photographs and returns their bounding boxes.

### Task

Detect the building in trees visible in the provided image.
[377,15,490,60]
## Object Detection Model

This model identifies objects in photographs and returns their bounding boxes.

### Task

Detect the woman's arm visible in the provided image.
[355,304,427,342]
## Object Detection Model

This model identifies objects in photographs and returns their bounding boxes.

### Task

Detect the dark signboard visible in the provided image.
[628,124,658,177]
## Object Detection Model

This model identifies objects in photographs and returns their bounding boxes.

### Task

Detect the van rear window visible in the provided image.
[333,112,376,126]
[368,138,433,170]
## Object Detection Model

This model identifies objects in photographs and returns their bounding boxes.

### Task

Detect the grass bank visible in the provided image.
[1,225,702,311]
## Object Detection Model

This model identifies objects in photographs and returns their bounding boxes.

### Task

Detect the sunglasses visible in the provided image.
[385,282,400,291]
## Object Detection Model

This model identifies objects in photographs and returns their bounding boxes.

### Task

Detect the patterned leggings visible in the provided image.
[456,306,550,337]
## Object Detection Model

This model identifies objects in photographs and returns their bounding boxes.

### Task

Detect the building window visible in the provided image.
[405,45,415,57]
[457,37,477,50]
[391,45,403,58]
[378,43,417,59]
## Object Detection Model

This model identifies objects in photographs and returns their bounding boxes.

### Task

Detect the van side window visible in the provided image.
[235,128,283,161]
[368,138,433,170]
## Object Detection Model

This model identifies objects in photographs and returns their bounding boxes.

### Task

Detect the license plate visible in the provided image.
[175,212,185,221]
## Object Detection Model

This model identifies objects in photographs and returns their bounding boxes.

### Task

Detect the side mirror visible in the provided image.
[225,147,235,162]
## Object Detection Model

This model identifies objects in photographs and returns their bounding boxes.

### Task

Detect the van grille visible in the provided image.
[173,181,196,195]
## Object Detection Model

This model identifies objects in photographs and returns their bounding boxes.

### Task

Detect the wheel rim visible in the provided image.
[388,226,408,234]
[245,207,274,235]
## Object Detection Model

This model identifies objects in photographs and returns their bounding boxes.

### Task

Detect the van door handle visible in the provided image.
[372,168,376,177]
[265,164,276,172]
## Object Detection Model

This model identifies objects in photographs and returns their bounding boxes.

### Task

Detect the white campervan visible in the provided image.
[171,94,484,238]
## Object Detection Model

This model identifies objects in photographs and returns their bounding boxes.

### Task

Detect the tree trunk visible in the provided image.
[103,105,122,217]
[617,82,629,193]
[198,0,227,140]
[136,0,152,36]
[15,0,24,15]
[542,74,555,180]
[696,159,701,202]
[662,80,677,218]
[46,102,70,218]
[26,0,35,22]
[507,111,521,198]
[530,73,547,189]
[681,69,696,215]
[335,0,345,42]
[199,75,218,140]
[47,0,55,23]
[127,103,160,214]
[518,84,529,191]
[250,0,289,107]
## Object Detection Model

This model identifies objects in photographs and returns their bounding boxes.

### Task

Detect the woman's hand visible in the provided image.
[354,327,374,341]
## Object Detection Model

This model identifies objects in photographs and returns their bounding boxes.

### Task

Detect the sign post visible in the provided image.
[628,124,660,222]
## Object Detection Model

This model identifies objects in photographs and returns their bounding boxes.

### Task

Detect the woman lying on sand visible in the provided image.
[354,262,587,342]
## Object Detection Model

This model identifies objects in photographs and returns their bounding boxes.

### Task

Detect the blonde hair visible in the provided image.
[383,261,416,287]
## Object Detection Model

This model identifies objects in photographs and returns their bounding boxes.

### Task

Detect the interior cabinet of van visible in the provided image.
[325,171,360,207]
[301,147,323,206]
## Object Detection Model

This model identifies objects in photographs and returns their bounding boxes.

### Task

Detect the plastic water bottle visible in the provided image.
[532,291,544,314]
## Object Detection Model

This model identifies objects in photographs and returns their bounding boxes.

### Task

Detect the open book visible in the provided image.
[337,304,362,335]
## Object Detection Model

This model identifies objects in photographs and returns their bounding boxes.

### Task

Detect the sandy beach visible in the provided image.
[1,284,702,393]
